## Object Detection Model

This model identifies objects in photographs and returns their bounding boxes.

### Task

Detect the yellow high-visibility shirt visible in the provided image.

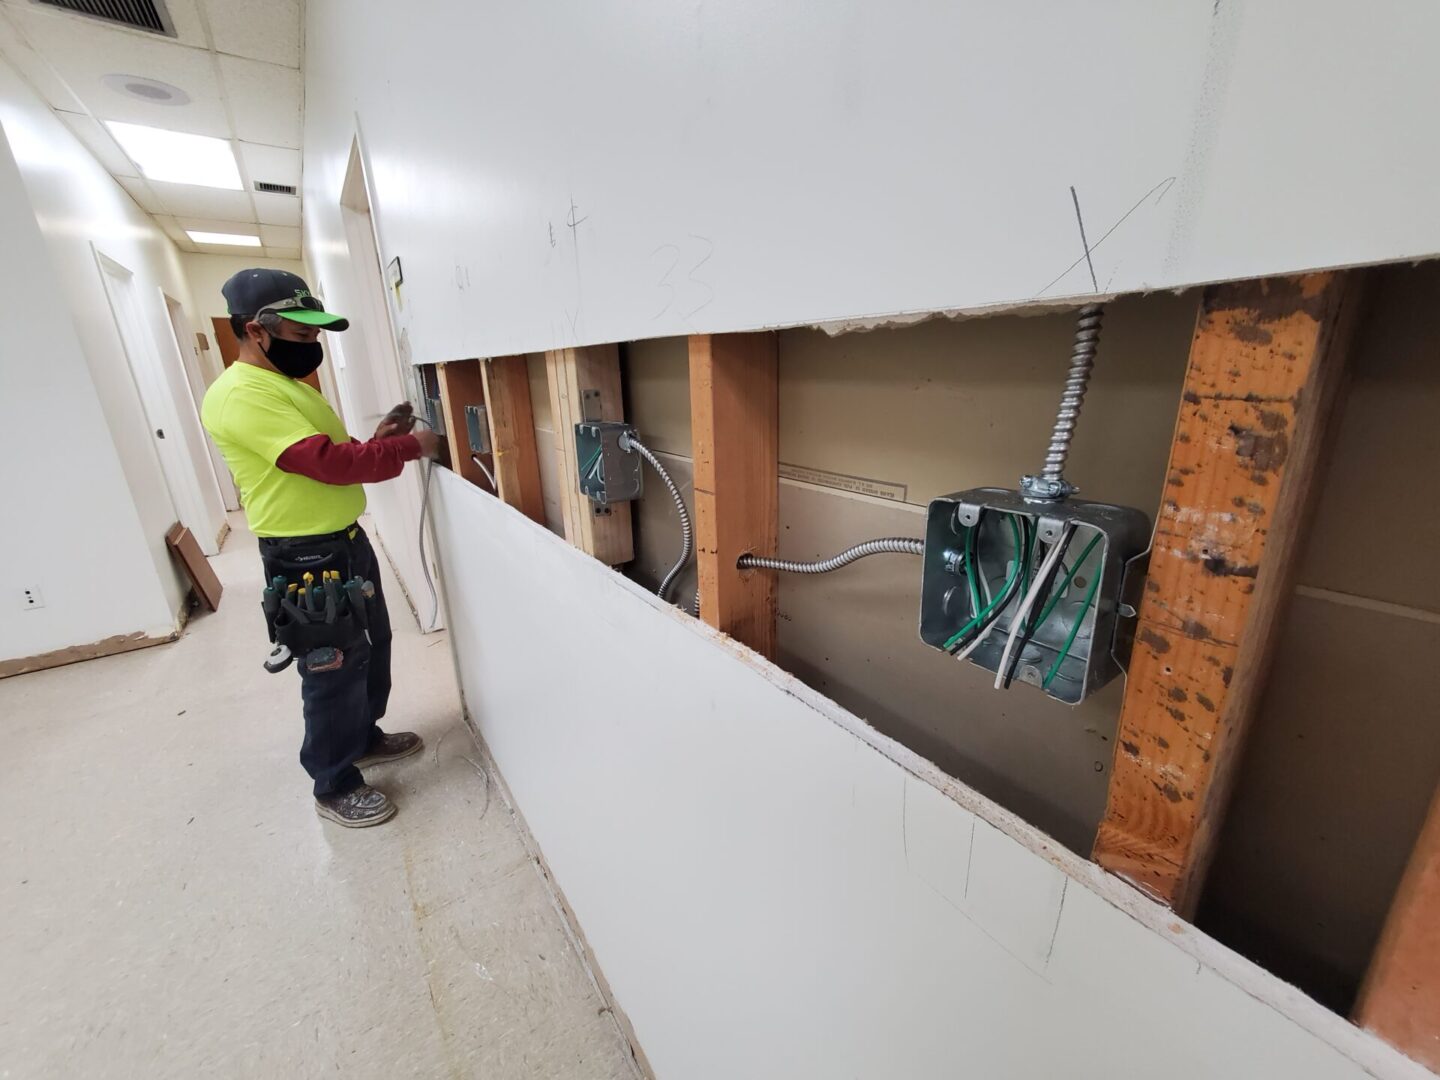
[202,362,366,538]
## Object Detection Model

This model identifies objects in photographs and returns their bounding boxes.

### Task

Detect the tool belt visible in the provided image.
[258,529,373,655]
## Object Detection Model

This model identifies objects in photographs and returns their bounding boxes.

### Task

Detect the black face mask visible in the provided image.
[263,334,324,379]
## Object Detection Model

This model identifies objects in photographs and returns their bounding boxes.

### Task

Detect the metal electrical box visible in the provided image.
[574,421,643,507]
[463,405,491,454]
[918,487,1149,704]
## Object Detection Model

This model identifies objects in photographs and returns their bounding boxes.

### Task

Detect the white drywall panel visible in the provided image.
[304,1,1440,364]
[0,121,174,662]
[0,58,221,612]
[430,469,1429,1080]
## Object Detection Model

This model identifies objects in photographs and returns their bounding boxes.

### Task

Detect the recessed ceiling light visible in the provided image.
[101,74,190,106]
[186,231,262,248]
[106,121,241,190]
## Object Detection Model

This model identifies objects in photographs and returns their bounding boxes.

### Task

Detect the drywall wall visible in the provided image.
[431,470,1429,1080]
[620,294,1198,850]
[303,0,1440,362]
[0,120,175,664]
[1199,262,1440,1010]
[0,57,224,591]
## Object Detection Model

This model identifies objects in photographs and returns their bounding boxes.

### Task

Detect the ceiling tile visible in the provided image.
[217,55,301,147]
[267,247,303,261]
[259,224,301,248]
[238,141,300,187]
[9,5,230,136]
[151,213,199,251]
[56,110,139,176]
[253,191,301,226]
[202,0,300,68]
[0,10,86,110]
[151,181,255,222]
[118,176,165,213]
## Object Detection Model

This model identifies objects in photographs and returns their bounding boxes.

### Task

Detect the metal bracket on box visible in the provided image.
[575,421,643,508]
[918,487,1150,704]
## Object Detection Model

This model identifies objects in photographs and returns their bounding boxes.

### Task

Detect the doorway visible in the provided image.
[95,250,226,556]
[334,135,440,630]
[161,294,239,514]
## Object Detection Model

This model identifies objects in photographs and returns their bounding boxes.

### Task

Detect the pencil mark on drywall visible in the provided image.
[1035,177,1177,296]
[548,222,557,248]
[565,197,587,342]
[1043,878,1069,969]
[1162,0,1243,274]
[901,778,910,868]
[1070,186,1099,292]
[651,243,680,320]
[964,815,976,899]
[683,234,715,319]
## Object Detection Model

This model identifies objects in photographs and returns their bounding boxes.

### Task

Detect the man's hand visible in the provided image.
[413,428,442,460]
[374,402,416,439]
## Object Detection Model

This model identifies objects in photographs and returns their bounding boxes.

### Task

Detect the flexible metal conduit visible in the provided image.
[737,537,924,574]
[1040,303,1104,486]
[623,434,693,603]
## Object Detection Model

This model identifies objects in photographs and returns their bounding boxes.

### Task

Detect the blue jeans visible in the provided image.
[258,525,393,797]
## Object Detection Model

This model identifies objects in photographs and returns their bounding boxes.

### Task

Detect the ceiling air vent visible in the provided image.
[31,0,176,36]
[254,181,298,196]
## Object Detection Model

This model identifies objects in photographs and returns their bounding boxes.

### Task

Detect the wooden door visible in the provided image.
[212,316,322,393]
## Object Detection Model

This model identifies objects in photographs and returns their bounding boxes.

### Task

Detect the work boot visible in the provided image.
[315,785,396,828]
[355,730,424,768]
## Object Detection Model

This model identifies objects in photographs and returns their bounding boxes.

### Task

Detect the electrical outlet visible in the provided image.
[20,586,43,611]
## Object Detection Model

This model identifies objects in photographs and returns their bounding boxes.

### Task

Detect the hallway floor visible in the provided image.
[0,514,638,1079]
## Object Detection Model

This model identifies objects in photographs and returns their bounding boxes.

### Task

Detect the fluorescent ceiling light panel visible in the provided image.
[186,230,261,247]
[106,121,242,190]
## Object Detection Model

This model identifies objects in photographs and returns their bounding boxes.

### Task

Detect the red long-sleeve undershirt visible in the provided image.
[276,433,422,485]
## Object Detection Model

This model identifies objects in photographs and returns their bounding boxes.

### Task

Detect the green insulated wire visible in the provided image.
[1035,531,1103,631]
[1043,567,1104,690]
[944,514,1023,652]
[580,445,603,479]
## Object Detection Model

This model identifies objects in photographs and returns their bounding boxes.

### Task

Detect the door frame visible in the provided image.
[93,247,225,555]
[333,130,442,631]
[163,292,238,515]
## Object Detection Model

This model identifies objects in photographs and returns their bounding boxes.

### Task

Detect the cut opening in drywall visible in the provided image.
[601,268,1440,1020]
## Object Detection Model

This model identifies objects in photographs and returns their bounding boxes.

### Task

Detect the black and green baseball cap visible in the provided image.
[222,268,349,331]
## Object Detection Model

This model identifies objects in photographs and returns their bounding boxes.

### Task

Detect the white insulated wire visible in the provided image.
[470,453,497,489]
[992,525,1074,689]
[951,570,1024,664]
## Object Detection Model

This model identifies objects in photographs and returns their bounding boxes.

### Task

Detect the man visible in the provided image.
[201,268,440,828]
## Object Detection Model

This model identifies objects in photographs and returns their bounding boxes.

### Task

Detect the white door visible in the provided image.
[95,251,225,554]
[163,292,239,513]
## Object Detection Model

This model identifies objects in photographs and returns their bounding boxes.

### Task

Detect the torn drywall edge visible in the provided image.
[429,467,1432,1080]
